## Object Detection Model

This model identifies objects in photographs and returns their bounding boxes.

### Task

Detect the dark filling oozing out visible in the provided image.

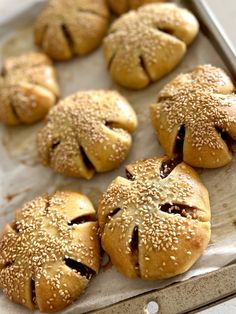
[139,55,151,81]
[130,226,140,276]
[64,258,95,280]
[160,203,197,219]
[51,141,60,151]
[80,146,94,171]
[160,157,181,179]
[157,27,174,35]
[68,214,96,226]
[61,24,75,53]
[125,169,135,181]
[31,279,37,307]
[174,125,185,156]
[4,260,15,268]
[10,222,19,233]
[105,207,123,224]
[105,120,128,133]
[108,207,122,219]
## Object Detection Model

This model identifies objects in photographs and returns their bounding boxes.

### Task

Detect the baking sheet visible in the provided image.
[0,1,236,313]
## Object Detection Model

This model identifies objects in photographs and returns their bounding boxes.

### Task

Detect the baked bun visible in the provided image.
[0,191,100,312]
[150,64,236,168]
[0,52,59,126]
[107,0,167,15]
[38,90,137,179]
[103,3,199,89]
[34,0,110,60]
[98,157,211,280]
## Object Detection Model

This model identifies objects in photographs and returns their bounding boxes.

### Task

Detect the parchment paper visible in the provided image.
[0,1,236,313]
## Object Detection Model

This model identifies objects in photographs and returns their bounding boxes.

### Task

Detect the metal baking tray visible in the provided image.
[0,1,235,314]
[90,1,236,313]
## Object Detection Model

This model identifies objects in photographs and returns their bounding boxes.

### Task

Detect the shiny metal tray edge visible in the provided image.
[90,264,236,314]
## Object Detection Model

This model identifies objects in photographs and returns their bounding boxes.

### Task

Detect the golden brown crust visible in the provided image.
[150,64,236,168]
[107,0,167,15]
[0,190,100,312]
[34,0,110,60]
[103,3,199,89]
[98,156,211,280]
[0,52,59,126]
[37,90,138,179]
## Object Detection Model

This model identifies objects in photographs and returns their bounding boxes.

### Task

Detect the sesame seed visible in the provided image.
[37,90,137,179]
[104,3,198,88]
[151,64,236,162]
[0,191,99,310]
[0,52,58,125]
[99,157,207,279]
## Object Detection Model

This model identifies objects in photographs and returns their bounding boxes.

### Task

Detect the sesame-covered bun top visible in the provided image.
[107,0,167,15]
[0,191,100,312]
[98,157,211,280]
[37,90,138,179]
[0,52,59,125]
[34,0,110,60]
[103,3,199,89]
[150,64,236,168]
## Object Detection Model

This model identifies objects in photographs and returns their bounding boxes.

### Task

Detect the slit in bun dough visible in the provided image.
[0,190,100,312]
[0,52,59,125]
[34,0,110,60]
[37,90,138,179]
[150,64,236,168]
[103,3,199,89]
[98,157,211,280]
[107,0,167,15]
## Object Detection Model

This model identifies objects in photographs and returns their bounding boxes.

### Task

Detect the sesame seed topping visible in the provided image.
[0,191,99,311]
[151,64,236,163]
[0,52,59,125]
[37,90,137,179]
[99,157,210,279]
[104,3,198,88]
[34,0,110,60]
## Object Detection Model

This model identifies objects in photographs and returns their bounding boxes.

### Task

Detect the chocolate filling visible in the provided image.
[10,222,19,233]
[160,203,197,219]
[68,214,96,225]
[64,258,95,280]
[160,157,181,179]
[158,27,174,36]
[125,169,135,181]
[80,146,94,171]
[130,226,140,276]
[4,261,15,268]
[108,207,122,219]
[139,55,152,81]
[51,141,60,151]
[61,24,75,53]
[31,279,37,306]
[174,125,185,156]
[105,121,119,129]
